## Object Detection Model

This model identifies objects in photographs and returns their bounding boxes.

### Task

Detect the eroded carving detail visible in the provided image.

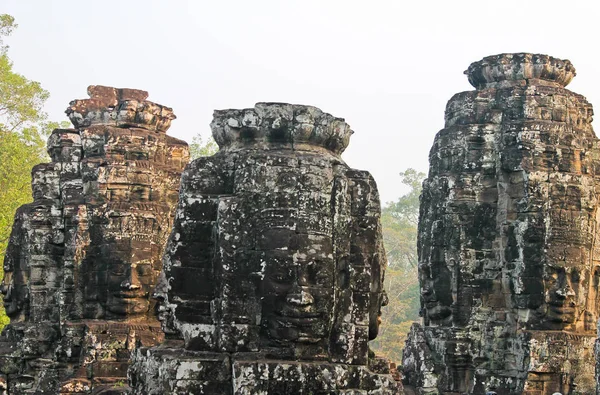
[129,103,401,394]
[403,53,599,395]
[0,86,188,394]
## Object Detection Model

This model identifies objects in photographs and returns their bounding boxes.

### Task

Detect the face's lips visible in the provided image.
[296,336,322,344]
[269,318,326,342]
[274,312,321,326]
[2,287,14,306]
[426,304,453,320]
[277,317,319,326]
[279,310,320,318]
[277,303,321,318]
[546,300,578,323]
[549,305,576,314]
[112,291,147,299]
[548,298,577,310]
[548,299,576,306]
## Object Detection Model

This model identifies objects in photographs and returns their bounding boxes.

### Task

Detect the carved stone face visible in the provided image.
[586,265,600,331]
[420,260,453,325]
[369,289,388,340]
[262,256,335,345]
[543,264,587,327]
[1,271,21,319]
[1,257,31,321]
[106,260,156,316]
[368,249,388,340]
[1,210,30,321]
[83,237,160,319]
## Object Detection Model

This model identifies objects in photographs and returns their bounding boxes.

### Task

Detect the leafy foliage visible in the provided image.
[0,15,16,54]
[370,168,426,364]
[189,133,218,159]
[381,168,423,269]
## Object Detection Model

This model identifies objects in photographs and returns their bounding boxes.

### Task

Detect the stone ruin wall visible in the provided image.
[403,53,600,395]
[0,86,188,394]
[0,94,400,394]
[128,103,402,394]
[4,53,600,395]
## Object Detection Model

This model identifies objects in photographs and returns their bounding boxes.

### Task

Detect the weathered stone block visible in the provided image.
[0,86,188,394]
[403,53,599,395]
[129,103,401,393]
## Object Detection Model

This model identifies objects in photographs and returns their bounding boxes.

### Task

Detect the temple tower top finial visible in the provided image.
[465,53,576,89]
[210,102,353,155]
[65,85,176,132]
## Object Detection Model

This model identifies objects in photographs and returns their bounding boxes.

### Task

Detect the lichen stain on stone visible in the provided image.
[0,85,188,394]
[128,103,402,394]
[403,53,600,395]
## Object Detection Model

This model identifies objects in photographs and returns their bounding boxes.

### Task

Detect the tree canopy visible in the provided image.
[370,168,426,364]
[189,133,218,159]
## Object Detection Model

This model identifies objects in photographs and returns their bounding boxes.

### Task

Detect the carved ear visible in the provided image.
[151,272,170,301]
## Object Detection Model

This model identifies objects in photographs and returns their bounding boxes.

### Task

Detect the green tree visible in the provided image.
[189,133,218,159]
[382,168,423,269]
[0,16,48,132]
[0,15,58,328]
[0,15,16,54]
[370,168,426,364]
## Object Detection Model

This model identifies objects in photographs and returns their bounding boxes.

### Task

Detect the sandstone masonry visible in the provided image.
[0,86,188,394]
[403,53,599,395]
[128,103,402,394]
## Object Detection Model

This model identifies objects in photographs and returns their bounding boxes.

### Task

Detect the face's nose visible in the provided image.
[297,267,309,287]
[0,284,11,299]
[120,266,141,290]
[288,265,316,307]
[558,286,575,297]
[286,285,315,307]
[554,278,575,300]
[381,290,389,307]
[1,273,13,298]
[421,283,433,297]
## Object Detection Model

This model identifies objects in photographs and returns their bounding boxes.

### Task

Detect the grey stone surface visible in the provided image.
[403,53,599,395]
[0,86,188,394]
[129,103,402,394]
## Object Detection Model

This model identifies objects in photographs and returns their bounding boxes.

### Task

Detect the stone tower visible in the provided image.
[402,53,599,394]
[129,103,402,394]
[0,86,188,394]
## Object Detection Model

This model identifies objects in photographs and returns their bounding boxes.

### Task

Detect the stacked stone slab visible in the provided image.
[0,86,188,394]
[402,53,600,395]
[128,103,402,394]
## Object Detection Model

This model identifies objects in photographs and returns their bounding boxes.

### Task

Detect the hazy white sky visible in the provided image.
[3,0,600,203]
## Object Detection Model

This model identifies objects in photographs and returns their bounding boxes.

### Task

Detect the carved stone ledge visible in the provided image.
[210,102,353,155]
[465,53,576,89]
[66,85,176,132]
